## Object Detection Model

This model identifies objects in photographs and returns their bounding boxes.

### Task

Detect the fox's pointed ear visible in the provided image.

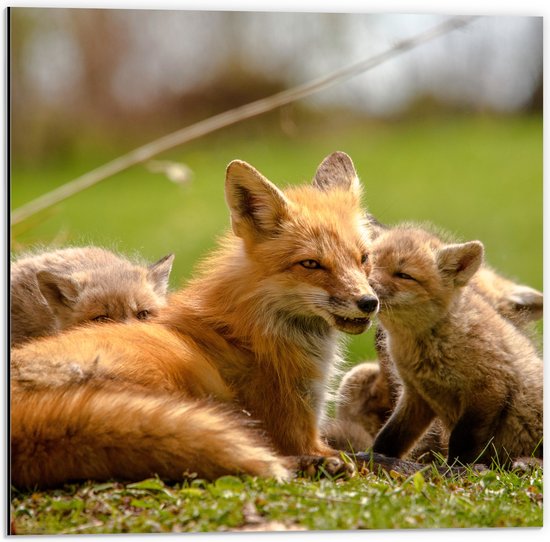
[225,160,290,239]
[507,285,543,321]
[148,253,175,296]
[436,241,484,287]
[364,213,388,239]
[312,151,361,194]
[36,271,80,310]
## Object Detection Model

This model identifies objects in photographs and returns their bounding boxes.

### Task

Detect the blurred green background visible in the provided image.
[11,114,542,362]
[10,10,543,364]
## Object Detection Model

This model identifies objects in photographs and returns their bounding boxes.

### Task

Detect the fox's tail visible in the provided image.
[11,383,290,488]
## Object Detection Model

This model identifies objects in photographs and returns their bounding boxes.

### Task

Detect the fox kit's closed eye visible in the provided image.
[11,152,379,488]
[369,226,542,465]
[11,248,174,346]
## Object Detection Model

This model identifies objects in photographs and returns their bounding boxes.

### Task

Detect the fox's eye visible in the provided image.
[395,272,416,281]
[361,254,369,265]
[299,259,322,270]
[137,310,150,320]
[92,315,111,323]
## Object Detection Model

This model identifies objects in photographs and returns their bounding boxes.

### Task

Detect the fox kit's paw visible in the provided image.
[291,455,356,480]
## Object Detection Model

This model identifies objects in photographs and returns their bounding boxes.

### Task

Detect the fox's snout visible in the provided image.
[325,290,379,335]
[356,295,379,314]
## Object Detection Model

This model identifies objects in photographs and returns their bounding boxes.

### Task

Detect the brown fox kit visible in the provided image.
[325,218,543,456]
[11,152,380,488]
[368,226,542,465]
[329,267,543,456]
[11,247,174,346]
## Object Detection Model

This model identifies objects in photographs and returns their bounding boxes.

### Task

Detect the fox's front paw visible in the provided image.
[292,455,356,480]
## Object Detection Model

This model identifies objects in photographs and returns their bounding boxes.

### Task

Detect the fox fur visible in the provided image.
[11,152,379,488]
[11,382,290,487]
[10,247,174,346]
[368,225,542,465]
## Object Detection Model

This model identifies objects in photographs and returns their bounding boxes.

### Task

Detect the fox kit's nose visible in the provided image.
[356,295,379,314]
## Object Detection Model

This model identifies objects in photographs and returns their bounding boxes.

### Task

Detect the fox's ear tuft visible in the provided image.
[36,271,80,311]
[436,241,484,287]
[148,253,175,295]
[225,160,290,239]
[312,151,361,194]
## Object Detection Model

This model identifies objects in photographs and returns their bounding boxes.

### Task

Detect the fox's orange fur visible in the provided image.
[11,383,288,487]
[11,152,379,487]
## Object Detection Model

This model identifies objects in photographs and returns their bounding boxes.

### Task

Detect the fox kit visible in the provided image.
[325,220,543,456]
[11,152,379,488]
[328,267,543,456]
[10,248,174,346]
[368,226,542,465]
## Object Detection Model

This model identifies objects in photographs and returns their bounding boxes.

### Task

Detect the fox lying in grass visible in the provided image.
[368,225,542,465]
[11,152,380,488]
[11,248,174,346]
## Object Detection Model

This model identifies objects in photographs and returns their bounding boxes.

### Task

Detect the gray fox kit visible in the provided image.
[369,225,542,465]
[11,247,174,346]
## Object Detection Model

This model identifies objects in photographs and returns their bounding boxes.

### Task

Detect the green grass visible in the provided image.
[11,466,543,534]
[10,113,543,533]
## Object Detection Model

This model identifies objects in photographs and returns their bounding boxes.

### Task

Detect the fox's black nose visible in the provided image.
[357,295,379,314]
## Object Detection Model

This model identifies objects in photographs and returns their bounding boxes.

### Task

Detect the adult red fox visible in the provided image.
[11,152,379,488]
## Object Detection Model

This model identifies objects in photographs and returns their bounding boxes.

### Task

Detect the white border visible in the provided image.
[2,1,547,541]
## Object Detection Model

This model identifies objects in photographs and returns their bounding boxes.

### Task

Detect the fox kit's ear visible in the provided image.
[436,241,484,287]
[312,151,361,194]
[364,213,388,239]
[225,160,290,239]
[507,285,543,321]
[148,253,175,296]
[36,271,80,310]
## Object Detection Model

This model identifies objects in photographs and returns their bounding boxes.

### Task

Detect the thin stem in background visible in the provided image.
[10,16,478,226]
